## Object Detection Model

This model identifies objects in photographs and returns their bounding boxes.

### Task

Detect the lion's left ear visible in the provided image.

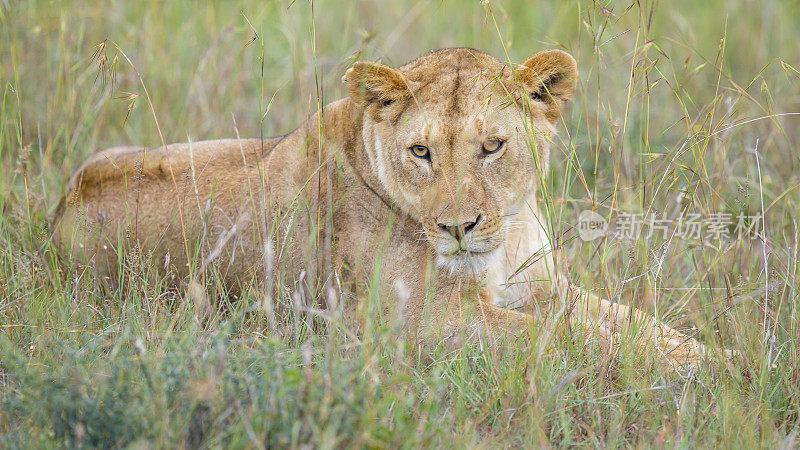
[514,50,578,122]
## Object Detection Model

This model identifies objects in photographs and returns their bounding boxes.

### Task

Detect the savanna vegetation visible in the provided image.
[1,0,798,447]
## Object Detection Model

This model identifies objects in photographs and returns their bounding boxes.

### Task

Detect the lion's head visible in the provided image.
[344,48,576,275]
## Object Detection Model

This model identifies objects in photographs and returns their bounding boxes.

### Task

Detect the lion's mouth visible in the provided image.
[428,232,503,261]
[435,246,501,276]
[444,248,493,257]
[422,219,505,272]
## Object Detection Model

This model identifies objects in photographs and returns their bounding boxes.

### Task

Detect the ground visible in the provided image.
[1,0,799,447]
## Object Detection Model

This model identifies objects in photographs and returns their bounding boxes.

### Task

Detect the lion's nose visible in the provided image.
[438,214,481,241]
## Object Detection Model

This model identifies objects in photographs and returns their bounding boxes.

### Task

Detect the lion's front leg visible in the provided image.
[412,280,533,350]
[474,286,533,335]
[566,288,728,367]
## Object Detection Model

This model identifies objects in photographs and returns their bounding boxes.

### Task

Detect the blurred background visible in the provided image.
[2,1,799,446]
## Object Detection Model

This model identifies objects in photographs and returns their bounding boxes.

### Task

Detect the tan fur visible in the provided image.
[53,48,724,367]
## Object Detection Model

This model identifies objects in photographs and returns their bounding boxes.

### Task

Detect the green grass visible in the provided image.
[1,0,799,447]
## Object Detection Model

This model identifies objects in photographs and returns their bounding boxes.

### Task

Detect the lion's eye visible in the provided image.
[409,145,430,160]
[483,139,505,154]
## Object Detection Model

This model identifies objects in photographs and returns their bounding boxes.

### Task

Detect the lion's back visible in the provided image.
[52,138,280,282]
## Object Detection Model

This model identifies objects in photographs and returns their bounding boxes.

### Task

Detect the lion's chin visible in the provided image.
[436,247,501,277]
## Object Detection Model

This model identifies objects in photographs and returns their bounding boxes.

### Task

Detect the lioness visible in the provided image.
[54,48,720,367]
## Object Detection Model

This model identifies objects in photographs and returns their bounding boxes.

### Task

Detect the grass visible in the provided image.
[1,0,799,447]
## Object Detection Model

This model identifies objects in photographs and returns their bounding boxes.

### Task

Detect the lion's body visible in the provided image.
[54,48,720,365]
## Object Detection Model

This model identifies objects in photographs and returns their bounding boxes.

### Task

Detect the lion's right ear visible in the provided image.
[344,61,411,108]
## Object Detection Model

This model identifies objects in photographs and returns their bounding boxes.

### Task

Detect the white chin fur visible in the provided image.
[436,248,501,277]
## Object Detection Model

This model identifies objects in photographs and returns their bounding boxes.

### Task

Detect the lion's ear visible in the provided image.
[514,50,577,122]
[344,61,411,108]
